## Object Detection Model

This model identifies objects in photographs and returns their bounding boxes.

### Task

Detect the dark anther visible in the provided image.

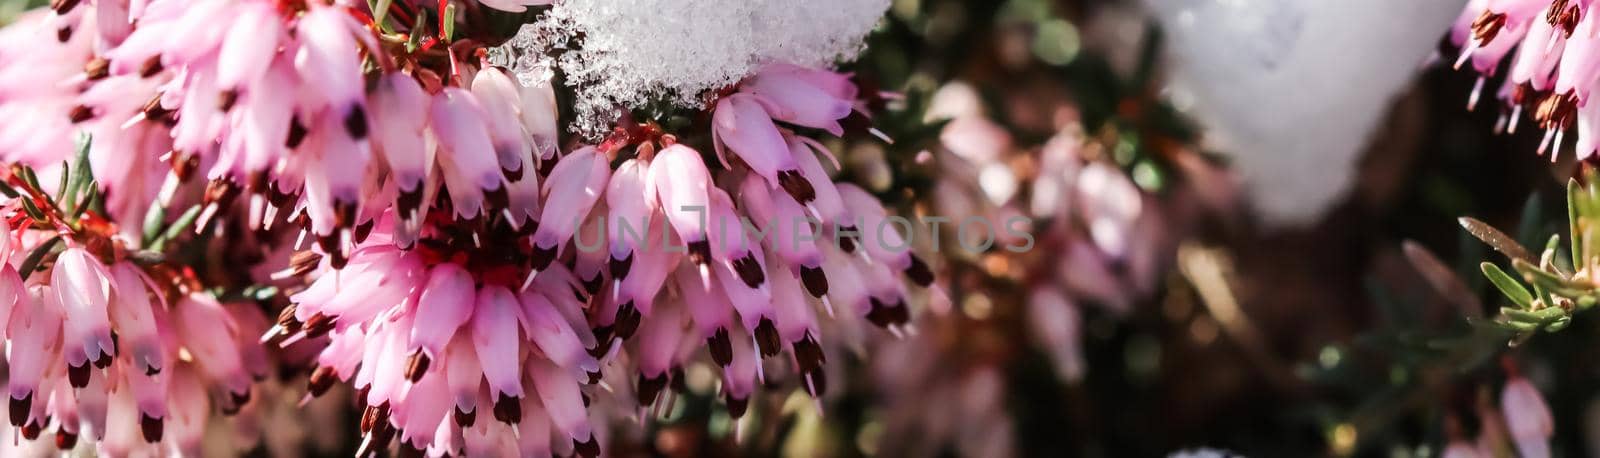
[203,179,241,208]
[454,405,476,427]
[838,225,858,253]
[732,254,765,287]
[397,185,424,216]
[609,252,634,280]
[67,362,91,388]
[284,114,308,148]
[170,152,199,182]
[405,351,430,383]
[50,0,80,14]
[54,430,77,450]
[503,162,524,182]
[493,393,522,425]
[9,392,31,427]
[1472,11,1507,43]
[589,326,615,358]
[485,184,509,210]
[20,421,40,440]
[538,156,557,177]
[288,252,322,279]
[68,105,94,124]
[777,169,816,204]
[218,89,240,112]
[83,58,109,81]
[228,388,252,410]
[531,242,560,272]
[343,105,368,140]
[614,301,642,340]
[905,254,934,287]
[754,318,781,357]
[574,436,601,458]
[581,273,604,296]
[725,395,749,419]
[793,334,826,373]
[805,368,828,397]
[140,413,163,443]
[799,266,829,298]
[308,366,337,398]
[137,56,163,78]
[686,240,712,266]
[303,313,335,339]
[353,219,375,243]
[866,298,898,328]
[636,373,667,407]
[92,350,112,369]
[708,328,733,367]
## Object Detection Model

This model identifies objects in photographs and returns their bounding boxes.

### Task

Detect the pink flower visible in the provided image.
[1501,375,1554,458]
[713,93,817,204]
[606,157,657,282]
[431,87,507,221]
[651,144,715,261]
[531,146,610,271]
[741,63,858,136]
[53,247,116,374]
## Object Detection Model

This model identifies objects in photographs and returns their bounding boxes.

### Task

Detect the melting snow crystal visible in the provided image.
[491,0,890,138]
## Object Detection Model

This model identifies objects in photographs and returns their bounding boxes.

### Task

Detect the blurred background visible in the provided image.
[719,0,1600,456]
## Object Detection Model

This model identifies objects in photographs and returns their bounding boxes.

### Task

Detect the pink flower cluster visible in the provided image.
[0,213,272,455]
[1448,0,1600,159]
[266,64,934,455]
[0,0,930,454]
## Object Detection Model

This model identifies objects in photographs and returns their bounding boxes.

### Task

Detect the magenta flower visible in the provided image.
[1446,0,1600,159]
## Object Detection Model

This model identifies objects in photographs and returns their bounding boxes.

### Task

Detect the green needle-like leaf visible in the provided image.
[1569,179,1583,269]
[1482,262,1534,309]
[150,204,202,252]
[16,236,60,280]
[61,133,92,216]
[141,203,166,247]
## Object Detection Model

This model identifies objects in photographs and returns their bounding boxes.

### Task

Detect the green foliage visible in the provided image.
[1466,171,1600,340]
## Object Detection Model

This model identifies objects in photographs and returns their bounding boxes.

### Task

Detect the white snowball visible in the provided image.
[1145,0,1467,226]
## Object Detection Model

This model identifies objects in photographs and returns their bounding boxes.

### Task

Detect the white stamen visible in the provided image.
[1509,105,1524,134]
[868,127,894,144]
[601,337,624,365]
[1454,41,1480,70]
[157,173,180,205]
[118,113,147,130]
[521,269,540,292]
[1539,128,1558,156]
[1468,76,1485,111]
[278,332,308,348]
[260,324,286,343]
[1554,129,1568,162]
[753,339,766,383]
[194,204,220,235]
